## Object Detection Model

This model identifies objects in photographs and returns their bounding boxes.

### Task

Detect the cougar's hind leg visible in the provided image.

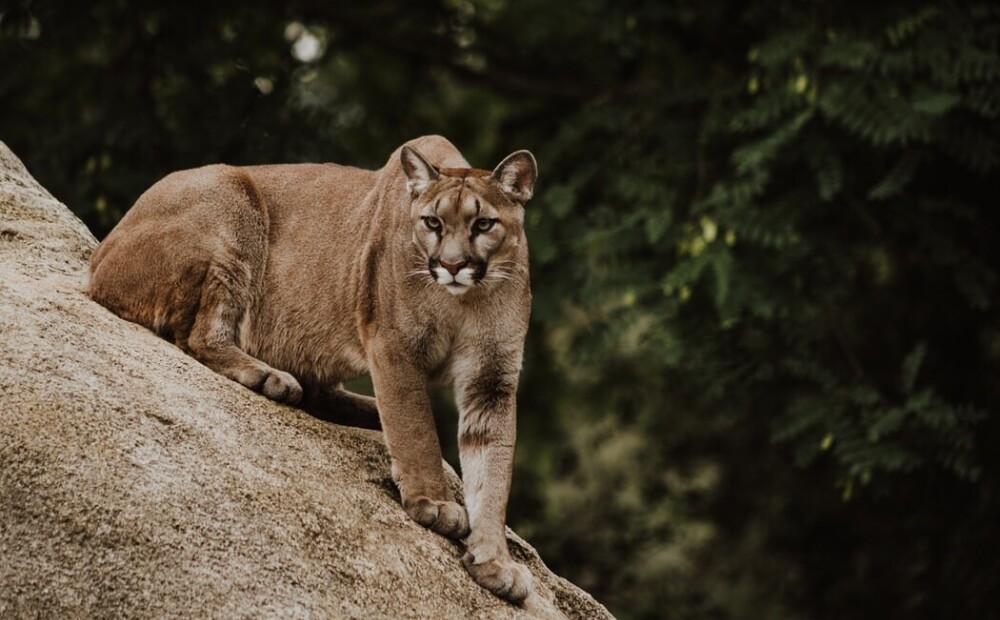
[185,262,301,405]
[300,385,382,430]
[185,171,303,405]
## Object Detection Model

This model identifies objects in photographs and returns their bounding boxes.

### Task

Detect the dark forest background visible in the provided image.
[3,1,999,618]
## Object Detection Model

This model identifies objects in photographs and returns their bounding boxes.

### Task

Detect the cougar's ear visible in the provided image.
[400,145,440,198]
[491,150,537,203]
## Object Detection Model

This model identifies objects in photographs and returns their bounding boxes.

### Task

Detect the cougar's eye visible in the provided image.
[473,218,496,233]
[422,216,442,231]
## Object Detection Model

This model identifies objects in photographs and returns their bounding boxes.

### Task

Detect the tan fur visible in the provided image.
[88,135,538,603]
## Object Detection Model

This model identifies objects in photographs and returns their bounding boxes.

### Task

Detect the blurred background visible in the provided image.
[2,1,999,618]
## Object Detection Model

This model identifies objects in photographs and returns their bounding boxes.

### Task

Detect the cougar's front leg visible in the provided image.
[369,340,469,539]
[455,357,533,604]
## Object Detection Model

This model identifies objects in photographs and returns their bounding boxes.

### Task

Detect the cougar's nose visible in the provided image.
[439,259,468,276]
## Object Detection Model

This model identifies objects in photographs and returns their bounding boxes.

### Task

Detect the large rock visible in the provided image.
[0,143,612,620]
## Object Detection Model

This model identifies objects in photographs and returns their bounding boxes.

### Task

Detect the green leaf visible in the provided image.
[644,209,672,244]
[912,91,960,115]
[710,247,734,309]
[899,341,928,394]
[868,151,922,200]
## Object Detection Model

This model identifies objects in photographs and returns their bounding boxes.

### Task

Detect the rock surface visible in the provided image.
[0,143,612,620]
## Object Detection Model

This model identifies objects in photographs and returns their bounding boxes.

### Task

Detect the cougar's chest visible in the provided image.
[405,320,456,376]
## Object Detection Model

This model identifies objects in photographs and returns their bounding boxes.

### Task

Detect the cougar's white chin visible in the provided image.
[443,282,471,296]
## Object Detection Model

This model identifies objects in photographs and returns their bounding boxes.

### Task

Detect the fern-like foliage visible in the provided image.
[524,2,1000,617]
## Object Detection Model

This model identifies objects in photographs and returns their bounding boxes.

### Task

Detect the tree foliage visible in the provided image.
[3,2,999,618]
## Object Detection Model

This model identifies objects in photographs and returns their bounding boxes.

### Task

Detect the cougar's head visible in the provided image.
[401,145,537,296]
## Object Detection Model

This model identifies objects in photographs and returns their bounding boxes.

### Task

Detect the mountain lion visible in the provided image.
[88,135,538,603]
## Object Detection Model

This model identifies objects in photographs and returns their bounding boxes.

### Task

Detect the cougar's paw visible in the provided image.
[405,497,470,539]
[261,369,303,404]
[235,366,303,405]
[462,552,534,604]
